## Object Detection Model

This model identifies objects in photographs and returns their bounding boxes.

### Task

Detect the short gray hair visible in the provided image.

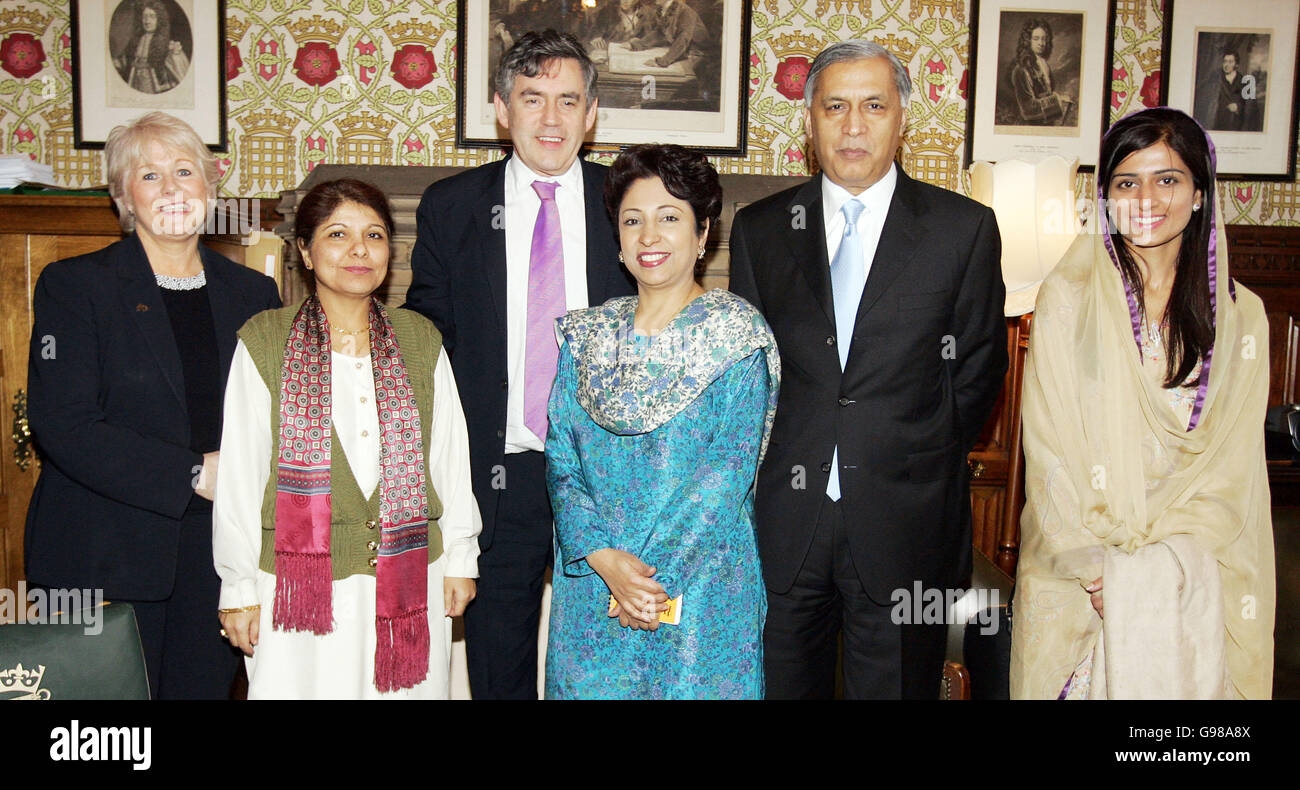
[494,29,597,106]
[804,40,912,108]
[104,111,217,232]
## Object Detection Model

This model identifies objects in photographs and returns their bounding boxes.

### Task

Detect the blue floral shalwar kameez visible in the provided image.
[544,290,780,699]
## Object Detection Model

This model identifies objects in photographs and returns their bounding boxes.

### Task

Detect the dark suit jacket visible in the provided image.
[728,167,1007,599]
[24,233,282,600]
[403,156,634,549]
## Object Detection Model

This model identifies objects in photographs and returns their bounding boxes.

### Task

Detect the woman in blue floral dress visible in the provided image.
[544,144,779,699]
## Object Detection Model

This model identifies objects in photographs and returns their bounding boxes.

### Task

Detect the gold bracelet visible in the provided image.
[218,605,261,614]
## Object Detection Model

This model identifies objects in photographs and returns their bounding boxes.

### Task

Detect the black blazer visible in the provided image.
[403,157,634,548]
[24,233,282,599]
[728,168,1008,599]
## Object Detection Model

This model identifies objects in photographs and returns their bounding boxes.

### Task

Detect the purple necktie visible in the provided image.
[524,179,565,442]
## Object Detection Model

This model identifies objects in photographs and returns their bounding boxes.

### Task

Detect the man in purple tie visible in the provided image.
[404,30,634,699]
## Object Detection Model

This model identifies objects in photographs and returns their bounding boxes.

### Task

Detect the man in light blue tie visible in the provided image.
[728,40,1007,698]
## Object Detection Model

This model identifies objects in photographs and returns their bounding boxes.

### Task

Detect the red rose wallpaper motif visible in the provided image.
[293,42,341,87]
[226,42,242,82]
[1,33,46,79]
[1140,71,1160,108]
[391,44,436,90]
[774,56,810,101]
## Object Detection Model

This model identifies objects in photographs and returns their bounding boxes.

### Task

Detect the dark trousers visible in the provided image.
[124,507,240,699]
[462,451,553,700]
[763,498,946,699]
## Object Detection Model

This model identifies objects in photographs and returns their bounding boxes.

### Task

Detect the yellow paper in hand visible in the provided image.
[607,595,684,625]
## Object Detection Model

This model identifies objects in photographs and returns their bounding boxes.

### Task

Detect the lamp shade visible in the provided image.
[969,156,1080,316]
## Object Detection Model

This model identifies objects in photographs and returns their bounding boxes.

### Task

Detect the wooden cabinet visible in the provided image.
[0,195,282,596]
[968,314,1031,576]
[0,195,124,595]
[1224,225,1300,506]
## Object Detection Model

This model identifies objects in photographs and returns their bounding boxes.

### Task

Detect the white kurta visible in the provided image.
[213,340,481,699]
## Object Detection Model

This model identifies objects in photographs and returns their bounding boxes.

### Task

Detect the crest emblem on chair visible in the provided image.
[0,663,51,699]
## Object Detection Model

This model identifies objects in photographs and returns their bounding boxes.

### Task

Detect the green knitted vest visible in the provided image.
[237,302,445,580]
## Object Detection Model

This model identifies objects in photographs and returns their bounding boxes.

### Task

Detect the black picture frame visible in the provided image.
[1159,0,1300,180]
[72,0,228,151]
[455,0,752,156]
[966,0,1116,171]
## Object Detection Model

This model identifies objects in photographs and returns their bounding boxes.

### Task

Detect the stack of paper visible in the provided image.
[0,154,56,189]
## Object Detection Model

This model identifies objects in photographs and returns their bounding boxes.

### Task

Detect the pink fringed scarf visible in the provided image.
[273,295,431,692]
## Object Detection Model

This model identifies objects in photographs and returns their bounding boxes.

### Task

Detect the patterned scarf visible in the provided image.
[273,295,430,692]
[555,289,780,464]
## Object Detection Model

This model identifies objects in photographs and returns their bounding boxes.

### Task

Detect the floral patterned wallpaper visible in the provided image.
[1,0,1296,224]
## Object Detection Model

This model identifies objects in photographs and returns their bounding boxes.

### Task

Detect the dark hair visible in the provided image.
[1015,18,1053,68]
[136,0,173,66]
[604,144,722,277]
[1222,49,1239,63]
[139,0,168,28]
[294,178,395,247]
[494,29,597,105]
[1100,107,1215,389]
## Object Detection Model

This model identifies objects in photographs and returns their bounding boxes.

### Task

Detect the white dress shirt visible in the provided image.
[822,163,897,500]
[503,155,591,453]
[214,342,482,608]
[820,161,897,286]
[212,341,482,698]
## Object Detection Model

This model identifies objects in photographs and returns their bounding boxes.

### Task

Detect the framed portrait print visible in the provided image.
[72,0,227,150]
[966,0,1115,170]
[1160,0,1300,180]
[456,0,752,155]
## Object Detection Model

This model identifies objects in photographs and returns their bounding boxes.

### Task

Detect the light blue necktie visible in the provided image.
[827,198,865,501]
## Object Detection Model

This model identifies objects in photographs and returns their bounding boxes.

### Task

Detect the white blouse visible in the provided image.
[213,341,481,609]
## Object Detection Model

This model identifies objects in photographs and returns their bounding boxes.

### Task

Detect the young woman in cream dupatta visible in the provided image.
[1011,108,1275,699]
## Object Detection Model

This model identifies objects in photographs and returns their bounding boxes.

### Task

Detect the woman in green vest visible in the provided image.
[213,178,481,698]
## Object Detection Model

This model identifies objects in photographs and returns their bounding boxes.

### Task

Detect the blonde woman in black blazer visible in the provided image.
[24,112,280,699]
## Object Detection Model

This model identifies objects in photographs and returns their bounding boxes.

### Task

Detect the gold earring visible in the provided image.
[618,252,624,262]
[697,248,705,260]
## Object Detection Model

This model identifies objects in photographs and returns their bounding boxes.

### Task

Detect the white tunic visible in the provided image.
[213,340,481,699]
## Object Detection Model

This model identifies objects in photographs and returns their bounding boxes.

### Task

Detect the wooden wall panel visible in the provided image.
[0,194,270,598]
[969,484,1006,561]
[0,229,122,597]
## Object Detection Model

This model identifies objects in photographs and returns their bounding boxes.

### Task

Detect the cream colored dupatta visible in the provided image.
[1010,203,1275,699]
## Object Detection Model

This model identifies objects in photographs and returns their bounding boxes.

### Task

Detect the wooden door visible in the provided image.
[0,195,124,595]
